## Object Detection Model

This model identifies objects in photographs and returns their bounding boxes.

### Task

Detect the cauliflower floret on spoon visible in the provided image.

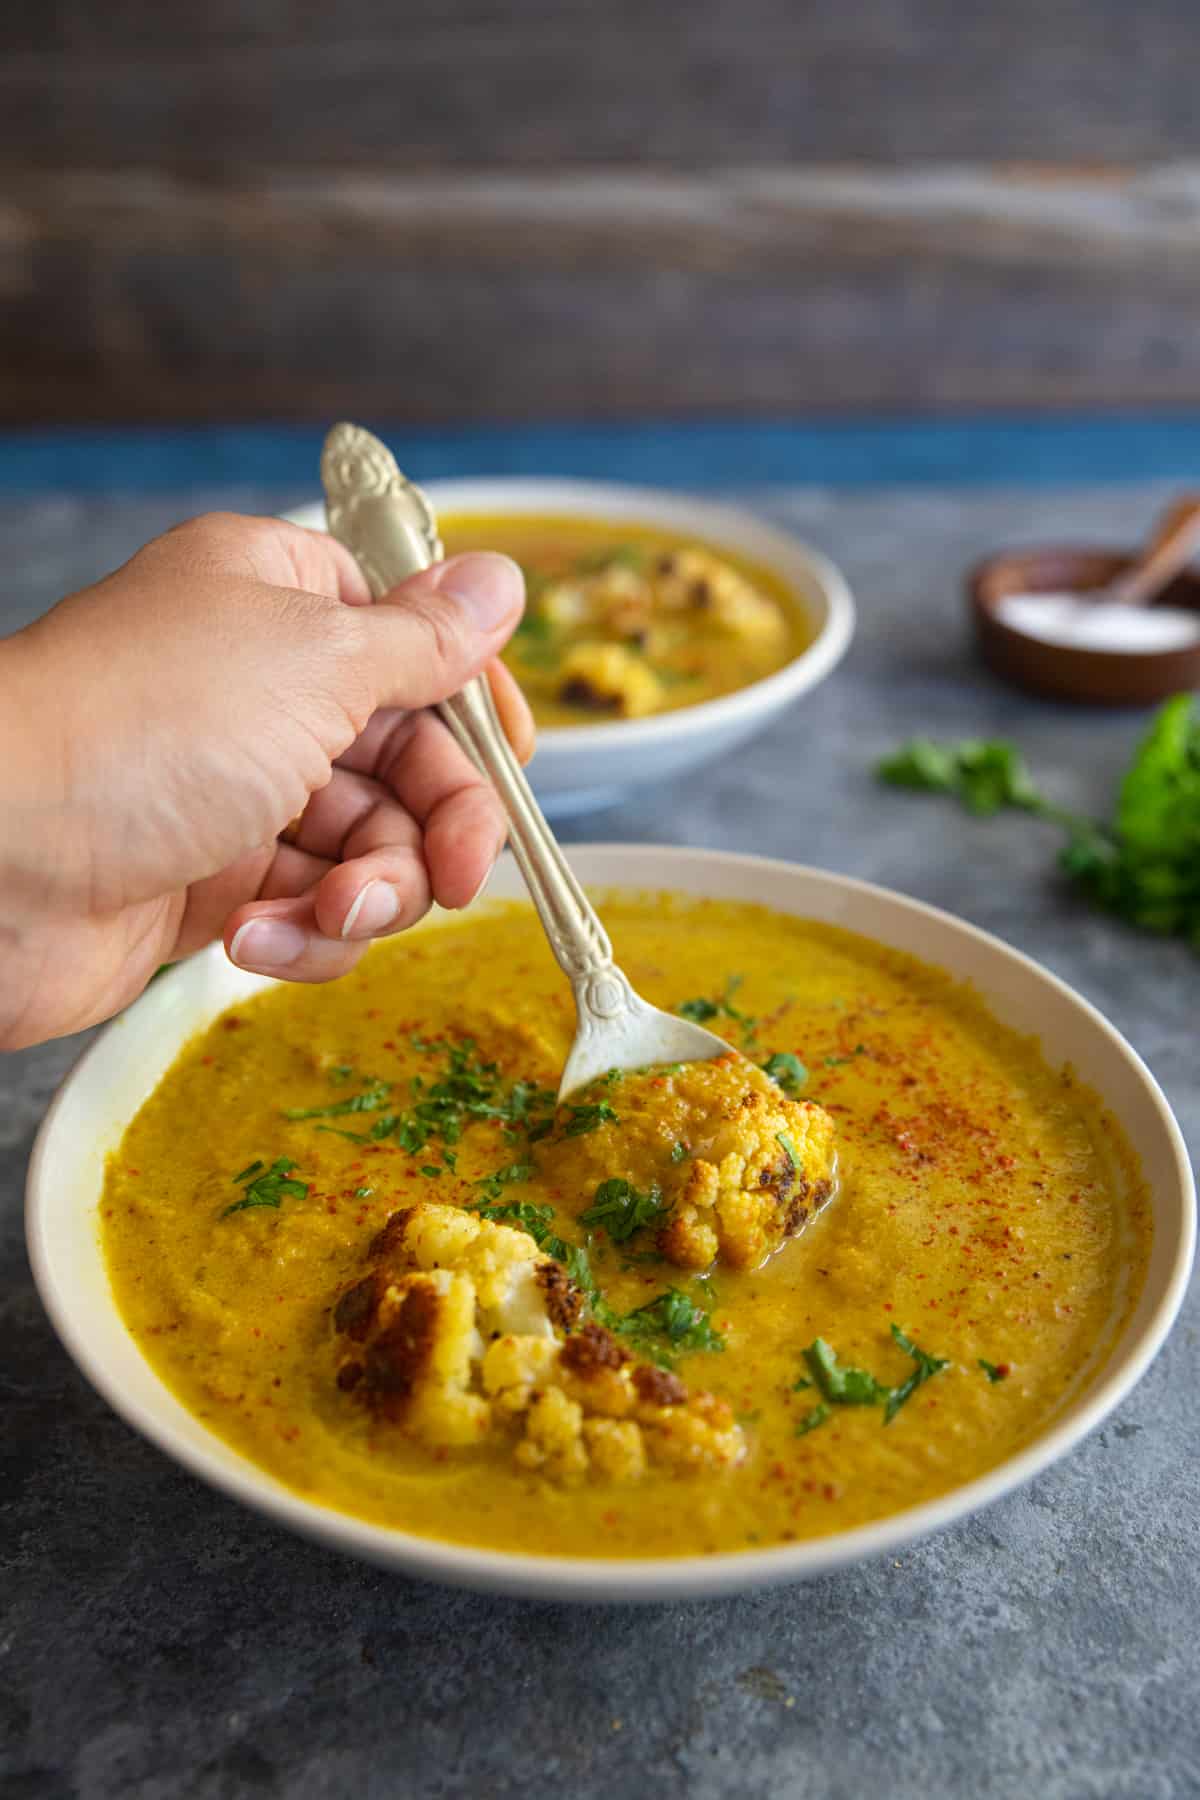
[556,1055,838,1273]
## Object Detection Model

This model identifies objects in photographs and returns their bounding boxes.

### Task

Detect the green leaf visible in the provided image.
[761,1052,808,1095]
[222,1156,308,1218]
[884,1324,950,1423]
[615,1287,725,1366]
[795,1403,831,1437]
[877,737,1047,817]
[562,1101,619,1137]
[580,1176,668,1243]
[978,1358,1008,1383]
[803,1338,889,1407]
[676,974,759,1045]
[878,701,1200,954]
[670,1140,689,1163]
[283,1078,392,1121]
[678,996,719,1023]
[776,1131,799,1166]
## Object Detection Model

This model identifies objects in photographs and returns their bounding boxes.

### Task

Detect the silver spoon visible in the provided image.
[320,422,731,1100]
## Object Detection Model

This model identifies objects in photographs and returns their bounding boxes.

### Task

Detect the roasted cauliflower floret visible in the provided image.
[650,547,787,647]
[372,1202,553,1339]
[337,1267,490,1447]
[549,1057,837,1273]
[556,643,665,718]
[332,1202,746,1482]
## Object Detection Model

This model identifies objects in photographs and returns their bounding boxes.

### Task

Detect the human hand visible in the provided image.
[0,512,532,1049]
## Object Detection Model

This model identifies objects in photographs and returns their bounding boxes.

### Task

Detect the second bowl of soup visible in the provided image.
[285,480,854,816]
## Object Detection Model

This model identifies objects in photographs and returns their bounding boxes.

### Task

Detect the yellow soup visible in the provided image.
[439,514,810,726]
[102,897,1150,1560]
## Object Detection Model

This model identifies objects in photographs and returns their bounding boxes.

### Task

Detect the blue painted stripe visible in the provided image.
[2,416,1200,495]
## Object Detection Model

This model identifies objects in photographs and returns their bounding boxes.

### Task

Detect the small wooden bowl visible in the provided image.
[969,546,1200,705]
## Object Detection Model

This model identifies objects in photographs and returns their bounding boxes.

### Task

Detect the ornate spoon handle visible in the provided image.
[319,423,630,1032]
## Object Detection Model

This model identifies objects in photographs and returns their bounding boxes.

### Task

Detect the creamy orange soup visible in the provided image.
[439,514,811,726]
[102,896,1150,1559]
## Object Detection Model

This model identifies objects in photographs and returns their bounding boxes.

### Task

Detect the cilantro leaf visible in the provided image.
[877,737,1046,817]
[222,1156,308,1218]
[615,1287,725,1366]
[675,974,759,1045]
[761,1052,808,1095]
[803,1337,889,1406]
[795,1403,831,1437]
[283,1078,392,1121]
[877,700,1200,952]
[884,1324,951,1424]
[562,1101,619,1137]
[978,1358,1008,1383]
[580,1176,668,1243]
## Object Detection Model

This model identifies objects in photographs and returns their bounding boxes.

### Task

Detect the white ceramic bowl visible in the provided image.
[26,848,1194,1603]
[284,480,855,817]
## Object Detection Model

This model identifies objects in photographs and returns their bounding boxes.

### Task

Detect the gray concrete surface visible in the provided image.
[2,484,1197,1798]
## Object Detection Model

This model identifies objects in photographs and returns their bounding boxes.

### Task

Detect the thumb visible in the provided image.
[359,551,526,710]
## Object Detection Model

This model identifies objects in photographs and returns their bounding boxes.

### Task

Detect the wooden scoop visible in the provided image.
[1100,495,1200,608]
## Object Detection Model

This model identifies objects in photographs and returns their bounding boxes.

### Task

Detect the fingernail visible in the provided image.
[435,553,524,631]
[341,880,400,940]
[229,918,308,971]
[458,870,490,911]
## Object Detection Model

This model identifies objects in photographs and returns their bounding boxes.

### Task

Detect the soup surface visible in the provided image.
[439,513,810,725]
[102,896,1150,1560]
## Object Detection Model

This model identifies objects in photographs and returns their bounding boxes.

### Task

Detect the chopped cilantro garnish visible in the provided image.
[761,1052,808,1095]
[562,1100,619,1137]
[670,1141,689,1163]
[615,1287,725,1366]
[470,1198,570,1264]
[288,1039,557,1158]
[283,1078,392,1121]
[419,1165,442,1178]
[803,1338,889,1407]
[798,1325,951,1424]
[885,1325,950,1423]
[795,1403,831,1437]
[775,1131,799,1166]
[354,1186,374,1198]
[327,1064,355,1084]
[823,1045,867,1067]
[222,1157,308,1218]
[580,1176,668,1243]
[978,1358,1008,1383]
[676,974,759,1046]
[678,996,719,1023]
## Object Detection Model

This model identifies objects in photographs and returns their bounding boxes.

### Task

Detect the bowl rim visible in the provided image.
[25,847,1195,1604]
[285,477,856,749]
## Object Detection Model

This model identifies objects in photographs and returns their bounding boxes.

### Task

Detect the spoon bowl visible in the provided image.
[321,423,734,1097]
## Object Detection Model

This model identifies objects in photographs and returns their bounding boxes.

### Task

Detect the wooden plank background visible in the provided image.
[5,0,1200,423]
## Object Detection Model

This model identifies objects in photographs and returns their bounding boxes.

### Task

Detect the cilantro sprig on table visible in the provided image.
[877,696,1200,950]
